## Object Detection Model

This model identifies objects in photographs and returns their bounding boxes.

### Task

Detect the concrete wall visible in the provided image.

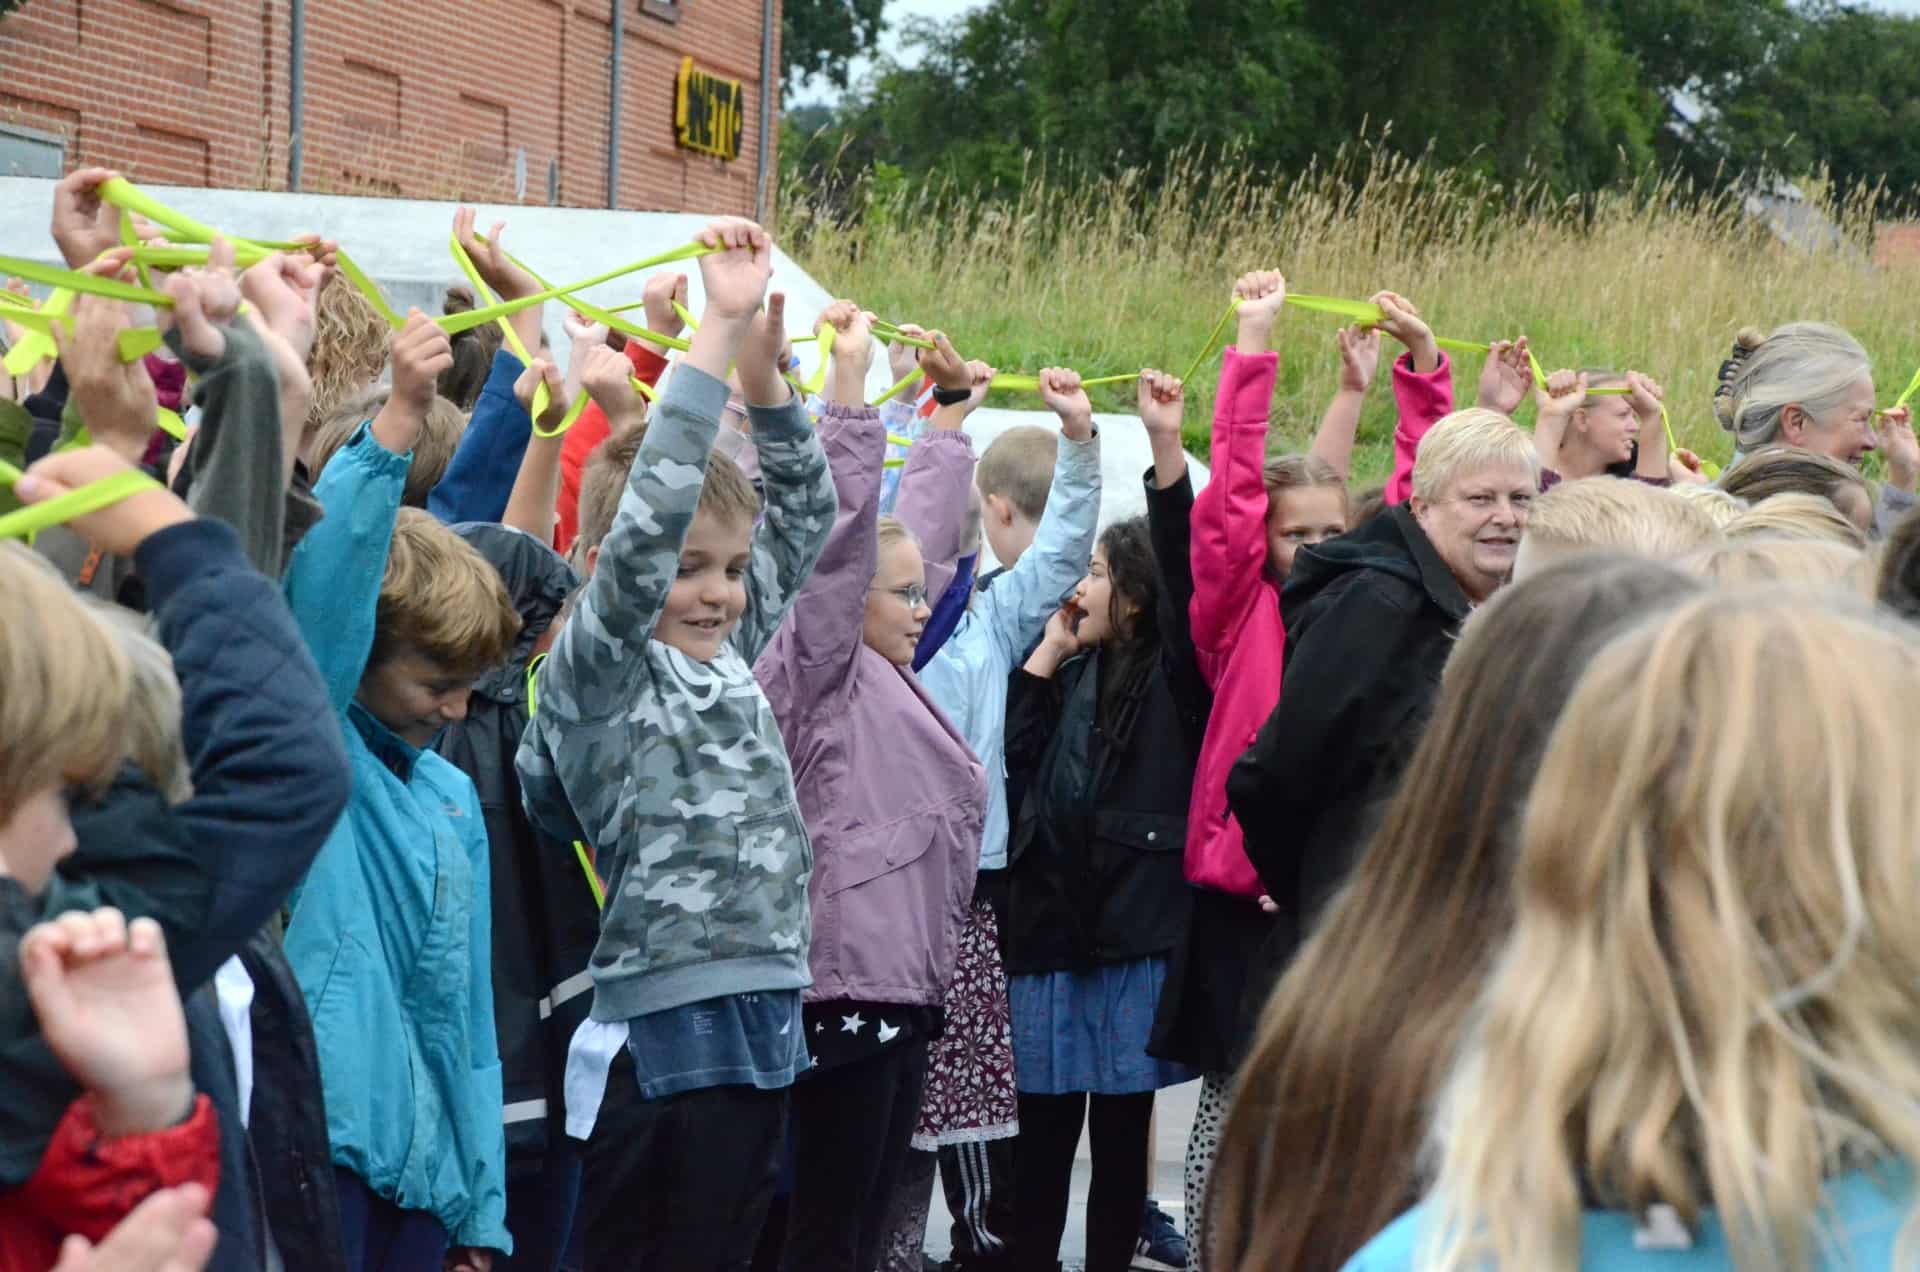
[0,0,776,215]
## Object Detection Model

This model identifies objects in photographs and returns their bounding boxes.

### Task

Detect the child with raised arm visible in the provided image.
[515,220,836,1272]
[280,309,521,1272]
[753,309,987,1272]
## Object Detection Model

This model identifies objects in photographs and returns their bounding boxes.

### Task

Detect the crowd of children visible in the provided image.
[7,163,1920,1272]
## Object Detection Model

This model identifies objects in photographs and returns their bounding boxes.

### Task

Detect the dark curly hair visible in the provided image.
[1094,517,1160,751]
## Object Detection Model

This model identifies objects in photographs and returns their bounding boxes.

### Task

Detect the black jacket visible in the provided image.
[434,524,599,1177]
[1001,487,1205,975]
[1226,502,1471,961]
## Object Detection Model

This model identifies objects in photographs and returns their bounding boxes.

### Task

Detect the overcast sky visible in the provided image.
[793,0,1920,104]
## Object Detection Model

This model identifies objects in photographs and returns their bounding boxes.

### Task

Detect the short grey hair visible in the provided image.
[1410,409,1538,503]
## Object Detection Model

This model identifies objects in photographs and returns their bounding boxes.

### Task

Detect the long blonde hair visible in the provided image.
[1420,590,1920,1270]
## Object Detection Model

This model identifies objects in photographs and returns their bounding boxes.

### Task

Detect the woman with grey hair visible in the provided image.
[1714,321,1920,537]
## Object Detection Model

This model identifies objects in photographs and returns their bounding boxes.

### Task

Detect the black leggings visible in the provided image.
[1012,1090,1154,1272]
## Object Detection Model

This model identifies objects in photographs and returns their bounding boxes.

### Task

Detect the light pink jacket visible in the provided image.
[1183,348,1452,896]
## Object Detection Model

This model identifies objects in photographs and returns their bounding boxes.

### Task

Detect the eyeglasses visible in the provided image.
[870,583,930,608]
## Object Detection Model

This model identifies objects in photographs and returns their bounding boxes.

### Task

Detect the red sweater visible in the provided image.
[553,342,671,556]
[0,1094,220,1271]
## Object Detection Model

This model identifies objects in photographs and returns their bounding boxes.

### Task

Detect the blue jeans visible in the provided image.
[334,1167,449,1271]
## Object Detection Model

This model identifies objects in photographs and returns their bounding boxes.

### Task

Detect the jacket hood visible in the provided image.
[452,522,580,699]
[1282,503,1472,626]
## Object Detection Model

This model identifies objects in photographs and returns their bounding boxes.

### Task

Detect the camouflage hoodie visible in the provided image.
[516,364,835,1022]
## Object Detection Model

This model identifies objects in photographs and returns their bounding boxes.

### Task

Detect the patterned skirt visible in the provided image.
[910,896,1020,1149]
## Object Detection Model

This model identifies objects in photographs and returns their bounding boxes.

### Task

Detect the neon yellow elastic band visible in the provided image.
[1181,298,1242,387]
[0,466,159,540]
[886,432,916,448]
[872,370,921,407]
[671,299,699,331]
[436,242,720,337]
[4,289,67,376]
[0,255,171,308]
[0,290,34,309]
[449,233,548,422]
[804,323,833,396]
[470,234,695,352]
[334,250,403,328]
[631,374,658,403]
[1888,365,1920,415]
[524,653,611,911]
[155,407,188,442]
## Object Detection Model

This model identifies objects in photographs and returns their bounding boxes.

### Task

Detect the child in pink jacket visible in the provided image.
[1160,274,1542,1260]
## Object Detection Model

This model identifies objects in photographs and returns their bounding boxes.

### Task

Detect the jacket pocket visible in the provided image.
[708,802,813,959]
[1090,810,1190,960]
[823,811,940,897]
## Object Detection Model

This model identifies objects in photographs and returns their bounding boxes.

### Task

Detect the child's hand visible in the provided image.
[240,249,327,364]
[158,237,242,362]
[514,357,572,434]
[1625,371,1665,420]
[695,218,773,322]
[1232,270,1287,353]
[391,310,454,415]
[563,310,611,401]
[50,1183,217,1272]
[288,231,341,271]
[21,909,193,1140]
[56,288,159,465]
[1335,326,1381,393]
[1370,292,1440,373]
[1138,369,1185,441]
[14,445,194,553]
[962,360,996,417]
[49,167,124,269]
[1876,405,1919,492]
[917,331,972,392]
[738,291,791,407]
[1038,368,1093,440]
[888,324,927,384]
[444,1248,496,1272]
[1477,338,1532,416]
[578,344,646,431]
[642,271,689,342]
[1668,448,1710,485]
[1533,369,1588,419]
[1043,603,1083,656]
[454,208,542,301]
[820,300,876,368]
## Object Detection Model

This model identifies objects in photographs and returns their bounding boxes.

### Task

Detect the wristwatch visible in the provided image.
[931,384,972,406]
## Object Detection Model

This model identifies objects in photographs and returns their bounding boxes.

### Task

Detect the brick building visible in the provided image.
[0,0,780,217]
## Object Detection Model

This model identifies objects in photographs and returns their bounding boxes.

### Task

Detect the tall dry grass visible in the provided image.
[782,143,1920,482]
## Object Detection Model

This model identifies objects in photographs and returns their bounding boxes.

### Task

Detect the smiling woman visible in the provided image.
[1224,408,1537,1001]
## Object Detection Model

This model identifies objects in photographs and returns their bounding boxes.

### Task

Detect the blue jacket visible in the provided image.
[429,348,530,526]
[282,425,511,1252]
[1342,1162,1913,1270]
[918,430,1102,871]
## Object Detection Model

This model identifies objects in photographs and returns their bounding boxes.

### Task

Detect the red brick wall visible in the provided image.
[0,0,778,215]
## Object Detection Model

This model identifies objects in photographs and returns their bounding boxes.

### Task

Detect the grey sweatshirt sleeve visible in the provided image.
[167,322,290,578]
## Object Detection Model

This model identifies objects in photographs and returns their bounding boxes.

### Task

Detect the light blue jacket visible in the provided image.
[919,430,1102,871]
[282,425,511,1252]
[1342,1161,1912,1270]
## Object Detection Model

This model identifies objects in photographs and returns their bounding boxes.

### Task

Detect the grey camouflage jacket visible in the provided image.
[516,365,835,1022]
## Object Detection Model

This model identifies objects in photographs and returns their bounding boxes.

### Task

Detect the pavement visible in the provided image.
[924,1079,1199,1270]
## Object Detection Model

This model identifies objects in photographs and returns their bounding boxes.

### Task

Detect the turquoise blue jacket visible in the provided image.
[1342,1161,1912,1270]
[282,425,511,1252]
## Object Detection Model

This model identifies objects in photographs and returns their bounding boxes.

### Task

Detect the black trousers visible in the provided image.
[581,1048,787,1272]
[781,1035,931,1272]
[1012,1091,1154,1272]
[939,1137,1018,1267]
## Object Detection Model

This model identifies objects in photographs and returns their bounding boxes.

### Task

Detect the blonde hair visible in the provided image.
[306,274,391,436]
[1420,590,1920,1270]
[876,514,919,554]
[1727,491,1869,549]
[1524,477,1721,559]
[1410,409,1537,503]
[1668,483,1747,528]
[369,509,522,679]
[83,602,190,806]
[1262,453,1346,507]
[1714,322,1872,451]
[976,426,1058,522]
[1685,537,1865,588]
[309,389,467,509]
[0,544,128,813]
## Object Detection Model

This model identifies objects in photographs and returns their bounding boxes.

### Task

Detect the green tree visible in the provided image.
[783,0,887,91]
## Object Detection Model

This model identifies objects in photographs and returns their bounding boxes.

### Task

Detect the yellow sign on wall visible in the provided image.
[674,57,745,162]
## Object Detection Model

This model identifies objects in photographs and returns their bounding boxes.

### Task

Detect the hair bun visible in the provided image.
[444,285,477,316]
[1713,326,1768,430]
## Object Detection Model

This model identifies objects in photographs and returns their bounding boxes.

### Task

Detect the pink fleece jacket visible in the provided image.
[1183,348,1452,897]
